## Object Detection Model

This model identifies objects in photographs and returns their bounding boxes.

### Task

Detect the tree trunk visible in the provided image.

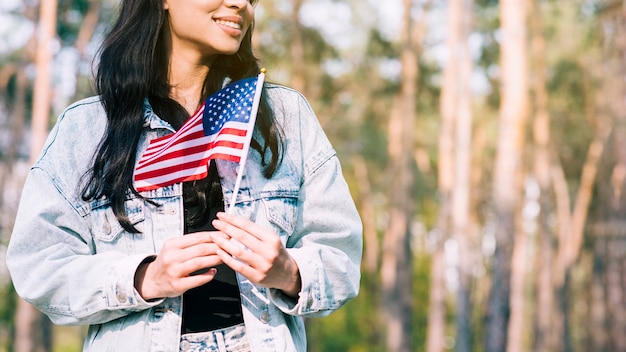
[450,1,474,351]
[503,0,530,340]
[352,155,379,276]
[71,0,101,100]
[606,237,626,351]
[552,86,610,352]
[0,2,35,213]
[529,2,556,351]
[550,163,571,351]
[587,4,626,350]
[0,65,29,229]
[381,0,421,350]
[486,0,529,351]
[589,239,609,352]
[426,241,447,352]
[506,210,527,352]
[426,0,458,348]
[73,0,101,56]
[30,0,57,163]
[14,0,58,351]
[289,0,305,94]
[4,48,31,168]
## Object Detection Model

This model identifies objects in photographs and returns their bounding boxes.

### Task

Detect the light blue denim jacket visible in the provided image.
[6,84,362,351]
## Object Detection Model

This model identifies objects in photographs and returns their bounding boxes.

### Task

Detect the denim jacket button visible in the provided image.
[101,216,111,235]
[116,283,128,303]
[260,311,270,323]
[117,291,127,303]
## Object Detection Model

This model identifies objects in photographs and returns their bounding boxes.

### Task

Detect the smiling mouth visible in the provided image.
[215,19,242,30]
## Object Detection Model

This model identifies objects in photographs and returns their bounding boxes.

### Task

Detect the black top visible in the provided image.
[181,161,244,333]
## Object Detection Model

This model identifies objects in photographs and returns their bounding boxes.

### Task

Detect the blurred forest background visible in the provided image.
[0,0,625,351]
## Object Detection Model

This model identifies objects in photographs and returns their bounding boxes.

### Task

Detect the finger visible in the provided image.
[212,217,265,250]
[215,212,272,242]
[213,220,263,252]
[178,242,221,260]
[158,243,220,272]
[215,248,256,279]
[209,232,259,264]
[180,267,218,288]
[165,231,217,249]
[179,254,223,276]
[212,234,279,285]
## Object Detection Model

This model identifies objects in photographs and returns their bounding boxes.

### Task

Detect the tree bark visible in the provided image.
[30,0,57,163]
[426,240,447,352]
[486,0,529,351]
[71,0,101,100]
[426,0,458,348]
[450,1,474,351]
[589,239,608,352]
[289,0,305,94]
[381,0,422,350]
[552,85,610,352]
[14,0,58,351]
[0,0,35,209]
[352,155,379,276]
[587,4,626,350]
[529,2,556,351]
[73,0,101,56]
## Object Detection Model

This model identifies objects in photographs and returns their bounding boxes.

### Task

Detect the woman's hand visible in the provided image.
[134,232,223,300]
[210,212,302,298]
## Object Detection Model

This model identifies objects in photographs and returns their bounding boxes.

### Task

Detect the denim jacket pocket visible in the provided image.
[261,192,298,240]
[90,198,145,254]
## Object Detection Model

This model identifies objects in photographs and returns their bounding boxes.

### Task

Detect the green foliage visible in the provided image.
[359,111,390,166]
[366,29,399,60]
[57,0,93,45]
[305,279,383,352]
[304,251,433,352]
[3,72,34,125]
[549,59,594,181]
[474,1,501,110]
[52,326,85,352]
[411,253,432,352]
[542,1,601,189]
[0,283,17,351]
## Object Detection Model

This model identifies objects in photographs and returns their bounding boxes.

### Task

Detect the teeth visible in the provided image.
[215,19,241,30]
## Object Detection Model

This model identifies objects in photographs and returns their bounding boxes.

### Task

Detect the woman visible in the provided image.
[6,0,362,351]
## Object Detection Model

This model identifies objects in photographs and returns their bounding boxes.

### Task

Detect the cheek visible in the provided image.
[246,7,255,24]
[168,10,205,36]
[244,10,255,34]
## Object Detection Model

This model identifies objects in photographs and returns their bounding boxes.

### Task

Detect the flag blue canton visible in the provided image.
[203,77,258,136]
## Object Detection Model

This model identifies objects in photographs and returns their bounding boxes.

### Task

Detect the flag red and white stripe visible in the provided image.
[134,74,264,192]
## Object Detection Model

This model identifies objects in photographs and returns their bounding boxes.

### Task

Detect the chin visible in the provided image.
[215,41,244,56]
[203,44,242,60]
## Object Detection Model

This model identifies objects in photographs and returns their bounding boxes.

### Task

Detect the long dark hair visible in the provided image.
[82,0,283,233]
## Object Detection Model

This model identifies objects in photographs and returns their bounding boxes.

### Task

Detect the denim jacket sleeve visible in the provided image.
[264,87,363,317]
[6,97,163,326]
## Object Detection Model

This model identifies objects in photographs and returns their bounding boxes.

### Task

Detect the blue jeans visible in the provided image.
[179,323,250,352]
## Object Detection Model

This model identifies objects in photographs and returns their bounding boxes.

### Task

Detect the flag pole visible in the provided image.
[227,69,266,213]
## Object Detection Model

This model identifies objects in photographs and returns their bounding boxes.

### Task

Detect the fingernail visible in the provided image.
[209,268,217,275]
[217,211,234,220]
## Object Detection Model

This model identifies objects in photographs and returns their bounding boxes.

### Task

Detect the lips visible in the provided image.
[215,19,241,30]
[214,15,244,31]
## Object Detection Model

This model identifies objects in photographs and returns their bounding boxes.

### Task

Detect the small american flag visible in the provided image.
[134,74,264,192]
